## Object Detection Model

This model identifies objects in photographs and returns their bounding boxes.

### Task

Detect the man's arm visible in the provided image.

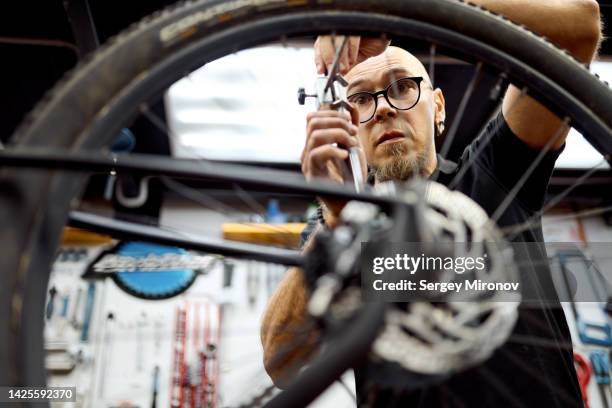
[260,202,345,385]
[261,105,362,385]
[470,0,602,150]
[260,264,318,387]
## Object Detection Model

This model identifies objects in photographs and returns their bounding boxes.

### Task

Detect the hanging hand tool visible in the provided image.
[575,352,591,408]
[81,282,96,342]
[247,262,259,306]
[60,293,69,319]
[151,365,159,408]
[46,286,57,320]
[71,287,83,329]
[558,251,612,346]
[98,312,115,399]
[590,350,610,408]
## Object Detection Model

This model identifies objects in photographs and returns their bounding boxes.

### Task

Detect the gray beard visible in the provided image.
[369,142,432,183]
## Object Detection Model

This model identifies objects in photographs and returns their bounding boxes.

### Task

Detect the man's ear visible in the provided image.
[433,87,446,124]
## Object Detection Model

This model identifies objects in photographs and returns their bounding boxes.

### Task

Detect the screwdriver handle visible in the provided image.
[591,350,611,384]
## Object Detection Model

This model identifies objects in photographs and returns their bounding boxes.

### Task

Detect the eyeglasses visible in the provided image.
[347,76,425,123]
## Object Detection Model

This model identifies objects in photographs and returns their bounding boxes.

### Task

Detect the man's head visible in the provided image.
[345,46,445,183]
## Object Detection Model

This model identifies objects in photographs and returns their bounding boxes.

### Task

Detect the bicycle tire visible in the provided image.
[0,0,610,404]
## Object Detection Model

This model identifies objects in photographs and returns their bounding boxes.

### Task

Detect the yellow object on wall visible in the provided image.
[222,223,306,248]
[61,227,113,245]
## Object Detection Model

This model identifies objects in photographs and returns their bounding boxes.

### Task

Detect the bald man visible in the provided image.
[262,2,601,406]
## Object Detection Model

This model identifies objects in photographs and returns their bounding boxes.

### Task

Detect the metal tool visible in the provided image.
[298,36,365,192]
[222,261,234,288]
[136,313,145,372]
[558,252,612,346]
[590,350,610,408]
[98,312,115,399]
[247,262,259,306]
[266,265,274,297]
[81,282,96,342]
[71,287,83,329]
[60,293,69,319]
[154,317,163,351]
[580,251,612,335]
[151,365,159,408]
[46,286,57,320]
[58,247,88,262]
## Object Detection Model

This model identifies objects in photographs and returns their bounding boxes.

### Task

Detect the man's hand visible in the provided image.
[471,0,601,150]
[314,36,389,75]
[301,108,367,221]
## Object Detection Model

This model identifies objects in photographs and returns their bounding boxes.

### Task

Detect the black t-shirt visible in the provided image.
[300,112,581,407]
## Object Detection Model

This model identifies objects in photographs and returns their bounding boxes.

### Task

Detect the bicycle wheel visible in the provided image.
[0,0,610,406]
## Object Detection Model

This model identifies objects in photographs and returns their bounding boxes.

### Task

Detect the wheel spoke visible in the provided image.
[442,385,469,408]
[448,85,526,190]
[507,333,574,350]
[503,203,612,238]
[503,157,609,240]
[428,43,436,87]
[140,103,300,238]
[498,348,580,405]
[517,302,583,387]
[233,183,268,218]
[161,176,297,238]
[477,367,525,408]
[336,377,356,402]
[490,117,570,224]
[162,176,236,215]
[436,61,484,162]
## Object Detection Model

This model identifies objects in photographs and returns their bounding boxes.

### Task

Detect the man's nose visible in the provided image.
[374,95,397,122]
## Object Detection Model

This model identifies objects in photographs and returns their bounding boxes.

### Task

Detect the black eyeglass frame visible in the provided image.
[348,76,425,123]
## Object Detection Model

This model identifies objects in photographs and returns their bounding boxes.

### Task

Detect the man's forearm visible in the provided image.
[260,227,322,386]
[469,0,601,62]
[260,266,318,386]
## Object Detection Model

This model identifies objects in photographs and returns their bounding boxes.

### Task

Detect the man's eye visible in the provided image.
[349,94,370,105]
[392,82,410,96]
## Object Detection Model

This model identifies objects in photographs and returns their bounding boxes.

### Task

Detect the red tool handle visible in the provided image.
[575,351,592,408]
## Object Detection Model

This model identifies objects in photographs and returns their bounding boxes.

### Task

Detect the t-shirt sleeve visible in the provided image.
[462,111,564,214]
